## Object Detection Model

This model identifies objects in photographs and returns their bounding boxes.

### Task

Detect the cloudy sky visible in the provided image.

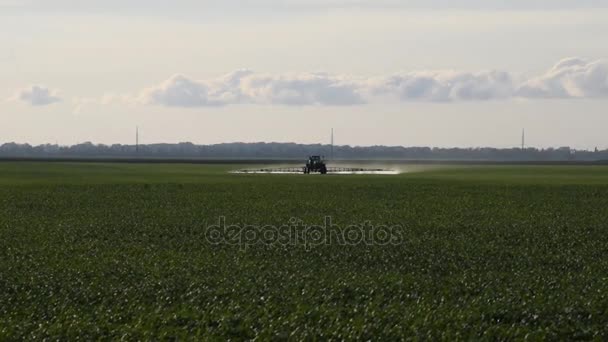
[2,0,608,149]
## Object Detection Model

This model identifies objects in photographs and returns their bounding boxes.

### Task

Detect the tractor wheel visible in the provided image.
[321,167,327,174]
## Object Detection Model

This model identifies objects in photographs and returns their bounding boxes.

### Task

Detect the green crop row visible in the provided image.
[1,163,608,339]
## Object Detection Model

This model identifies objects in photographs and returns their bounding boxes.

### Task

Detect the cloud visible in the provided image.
[71,94,127,114]
[80,57,608,109]
[138,74,231,107]
[369,70,514,102]
[138,71,364,107]
[241,72,364,106]
[517,58,608,99]
[137,70,257,107]
[11,85,61,106]
[137,69,514,106]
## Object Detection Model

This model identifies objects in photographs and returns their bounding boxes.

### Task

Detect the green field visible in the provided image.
[1,162,608,340]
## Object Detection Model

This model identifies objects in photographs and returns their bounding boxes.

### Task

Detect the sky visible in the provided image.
[1,0,608,149]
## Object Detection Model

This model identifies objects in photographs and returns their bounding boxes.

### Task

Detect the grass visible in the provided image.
[1,162,608,339]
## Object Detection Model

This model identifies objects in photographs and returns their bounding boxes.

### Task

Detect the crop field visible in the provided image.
[1,162,608,340]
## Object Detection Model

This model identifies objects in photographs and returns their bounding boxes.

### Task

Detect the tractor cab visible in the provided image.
[304,155,328,174]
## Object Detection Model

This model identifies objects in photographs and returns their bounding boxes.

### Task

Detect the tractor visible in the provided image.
[304,155,328,174]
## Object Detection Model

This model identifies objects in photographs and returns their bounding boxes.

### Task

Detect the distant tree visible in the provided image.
[0,141,606,161]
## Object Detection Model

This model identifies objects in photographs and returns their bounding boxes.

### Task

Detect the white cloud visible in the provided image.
[517,58,608,99]
[11,85,61,106]
[137,71,259,107]
[71,94,125,114]
[138,71,364,107]
[136,69,514,107]
[138,74,230,107]
[241,72,364,106]
[78,58,608,109]
[369,70,514,102]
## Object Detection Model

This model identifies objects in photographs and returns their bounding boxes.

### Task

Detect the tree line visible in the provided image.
[0,141,606,161]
